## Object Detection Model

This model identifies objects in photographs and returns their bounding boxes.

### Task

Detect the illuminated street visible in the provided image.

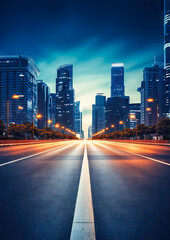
[0,140,169,240]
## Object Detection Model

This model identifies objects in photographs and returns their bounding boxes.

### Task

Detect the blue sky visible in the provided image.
[0,0,164,137]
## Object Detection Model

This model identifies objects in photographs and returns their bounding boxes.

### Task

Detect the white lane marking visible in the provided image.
[70,142,96,240]
[0,142,78,167]
[95,141,170,167]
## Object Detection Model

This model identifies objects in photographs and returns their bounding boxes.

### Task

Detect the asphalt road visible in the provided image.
[0,140,169,240]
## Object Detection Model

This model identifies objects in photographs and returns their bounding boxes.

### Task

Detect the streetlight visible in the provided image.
[119,121,126,139]
[147,98,159,140]
[111,124,117,139]
[7,94,24,139]
[130,114,138,140]
[32,114,42,140]
[44,119,52,140]
[55,123,61,133]
[61,126,65,134]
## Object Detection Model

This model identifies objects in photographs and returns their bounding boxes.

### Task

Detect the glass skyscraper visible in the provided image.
[164,0,170,117]
[0,55,40,127]
[37,80,50,129]
[92,93,106,134]
[74,101,82,135]
[111,63,125,97]
[56,64,75,130]
[140,64,165,126]
[105,96,130,131]
[49,93,56,129]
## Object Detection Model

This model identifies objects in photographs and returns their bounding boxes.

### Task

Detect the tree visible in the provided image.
[158,118,170,140]
[0,120,6,135]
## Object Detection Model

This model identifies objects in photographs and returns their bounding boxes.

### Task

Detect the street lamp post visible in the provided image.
[46,119,52,140]
[119,121,126,139]
[111,124,116,139]
[33,114,42,140]
[147,98,159,141]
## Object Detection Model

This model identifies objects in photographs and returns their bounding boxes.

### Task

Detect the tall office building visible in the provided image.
[56,64,75,130]
[0,55,40,127]
[92,104,96,135]
[140,64,165,126]
[88,126,92,139]
[105,96,130,131]
[129,103,141,129]
[111,63,125,97]
[92,93,106,134]
[49,93,56,129]
[37,80,50,129]
[74,101,82,136]
[164,0,170,117]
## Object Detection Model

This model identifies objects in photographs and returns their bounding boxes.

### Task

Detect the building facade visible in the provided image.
[111,63,125,97]
[140,64,165,126]
[88,125,92,138]
[37,80,50,129]
[49,93,56,129]
[105,96,130,132]
[129,103,141,129]
[0,55,40,127]
[92,93,106,134]
[56,64,75,130]
[164,0,170,117]
[74,101,82,135]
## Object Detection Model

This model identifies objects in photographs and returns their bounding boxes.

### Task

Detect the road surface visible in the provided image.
[0,140,169,240]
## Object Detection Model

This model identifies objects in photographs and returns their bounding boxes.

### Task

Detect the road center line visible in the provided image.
[95,141,170,167]
[0,142,78,167]
[70,142,96,240]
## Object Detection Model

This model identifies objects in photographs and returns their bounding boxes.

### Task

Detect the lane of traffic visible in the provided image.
[0,140,78,164]
[0,141,84,240]
[98,140,170,164]
[87,141,170,240]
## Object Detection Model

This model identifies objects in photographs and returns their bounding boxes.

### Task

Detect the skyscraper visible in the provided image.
[37,80,50,129]
[105,96,130,131]
[0,55,40,127]
[74,101,82,135]
[88,126,92,138]
[56,64,75,130]
[92,93,106,134]
[164,0,170,117]
[49,93,56,129]
[111,63,125,97]
[140,63,165,126]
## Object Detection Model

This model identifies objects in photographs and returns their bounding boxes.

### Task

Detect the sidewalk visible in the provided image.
[103,139,170,146]
[0,139,68,148]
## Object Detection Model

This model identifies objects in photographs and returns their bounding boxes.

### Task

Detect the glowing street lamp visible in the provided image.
[147,98,159,140]
[147,98,154,102]
[36,114,42,119]
[119,121,123,125]
[18,106,23,110]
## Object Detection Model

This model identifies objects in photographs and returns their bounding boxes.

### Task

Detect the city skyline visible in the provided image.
[0,0,165,137]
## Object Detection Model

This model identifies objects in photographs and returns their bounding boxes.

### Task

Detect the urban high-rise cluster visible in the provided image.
[0,56,84,138]
[90,0,170,137]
